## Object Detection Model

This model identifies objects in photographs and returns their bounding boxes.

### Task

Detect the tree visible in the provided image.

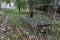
[53,0,59,20]
[15,0,28,12]
[15,0,21,12]
[4,0,21,12]
[0,0,1,9]
[28,0,33,18]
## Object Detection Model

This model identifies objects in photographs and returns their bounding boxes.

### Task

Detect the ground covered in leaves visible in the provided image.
[0,9,60,40]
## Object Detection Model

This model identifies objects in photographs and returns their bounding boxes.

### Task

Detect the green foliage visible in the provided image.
[33,0,50,5]
[6,0,10,3]
[21,0,28,9]
[15,0,28,9]
[2,0,10,3]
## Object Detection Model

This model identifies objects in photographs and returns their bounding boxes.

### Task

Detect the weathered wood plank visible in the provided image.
[21,17,51,28]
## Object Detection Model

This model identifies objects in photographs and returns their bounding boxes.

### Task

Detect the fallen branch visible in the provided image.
[0,14,9,39]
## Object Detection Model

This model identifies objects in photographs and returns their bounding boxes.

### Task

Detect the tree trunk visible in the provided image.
[18,6,21,12]
[0,0,1,9]
[53,0,58,20]
[28,0,33,18]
